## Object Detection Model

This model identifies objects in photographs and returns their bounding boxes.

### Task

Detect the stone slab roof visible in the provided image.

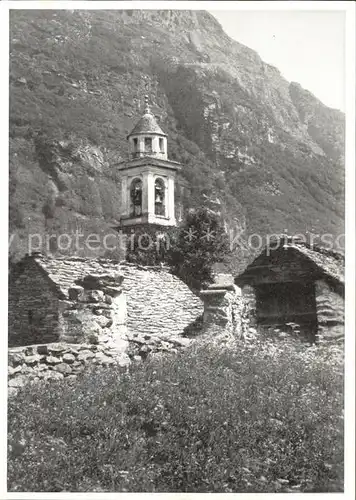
[30,255,123,298]
[290,241,344,285]
[236,237,344,287]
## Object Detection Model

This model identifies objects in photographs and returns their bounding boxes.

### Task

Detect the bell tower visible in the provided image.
[118,96,181,230]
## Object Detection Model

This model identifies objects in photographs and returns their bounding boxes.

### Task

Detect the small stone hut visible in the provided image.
[235,237,344,340]
[8,253,203,347]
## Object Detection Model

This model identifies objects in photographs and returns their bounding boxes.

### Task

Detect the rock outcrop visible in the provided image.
[10,10,344,272]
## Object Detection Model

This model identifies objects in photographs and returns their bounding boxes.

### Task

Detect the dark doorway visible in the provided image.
[255,281,317,334]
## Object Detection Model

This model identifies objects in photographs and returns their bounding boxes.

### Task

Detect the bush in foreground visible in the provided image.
[8,338,344,492]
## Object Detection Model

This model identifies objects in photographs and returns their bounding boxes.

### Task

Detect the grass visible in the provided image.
[8,335,344,492]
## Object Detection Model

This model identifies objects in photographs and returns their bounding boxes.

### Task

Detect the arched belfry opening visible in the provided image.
[154,178,166,216]
[130,178,143,217]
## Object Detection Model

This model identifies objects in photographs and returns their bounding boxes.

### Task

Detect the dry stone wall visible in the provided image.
[240,285,257,327]
[315,280,344,340]
[8,342,131,397]
[200,283,245,337]
[8,259,61,346]
[126,331,192,360]
[59,273,127,351]
[8,334,194,397]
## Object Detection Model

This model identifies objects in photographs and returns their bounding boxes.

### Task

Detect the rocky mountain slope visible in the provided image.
[9,10,345,269]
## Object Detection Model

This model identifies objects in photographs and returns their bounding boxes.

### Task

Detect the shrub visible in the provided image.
[8,337,344,492]
[167,207,230,290]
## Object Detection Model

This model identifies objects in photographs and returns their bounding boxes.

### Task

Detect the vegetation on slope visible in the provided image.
[8,338,343,493]
[9,10,345,266]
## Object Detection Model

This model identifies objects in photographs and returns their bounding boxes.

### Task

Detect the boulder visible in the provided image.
[43,371,64,381]
[117,354,131,368]
[92,307,111,317]
[72,360,84,368]
[46,356,62,365]
[23,355,42,365]
[34,363,48,372]
[95,353,115,366]
[68,347,80,355]
[49,344,68,353]
[20,364,34,374]
[8,352,24,367]
[8,376,27,388]
[131,335,145,345]
[78,350,95,361]
[83,320,101,337]
[104,294,113,304]
[79,273,124,291]
[95,315,113,329]
[53,363,72,375]
[8,365,22,376]
[85,290,105,303]
[68,286,84,301]
[62,353,76,364]
[72,364,85,373]
[105,286,122,297]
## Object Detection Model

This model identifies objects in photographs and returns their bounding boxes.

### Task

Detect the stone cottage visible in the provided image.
[235,237,344,341]
[8,253,203,348]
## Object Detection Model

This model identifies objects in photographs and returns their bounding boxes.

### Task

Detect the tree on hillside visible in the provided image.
[167,207,230,290]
